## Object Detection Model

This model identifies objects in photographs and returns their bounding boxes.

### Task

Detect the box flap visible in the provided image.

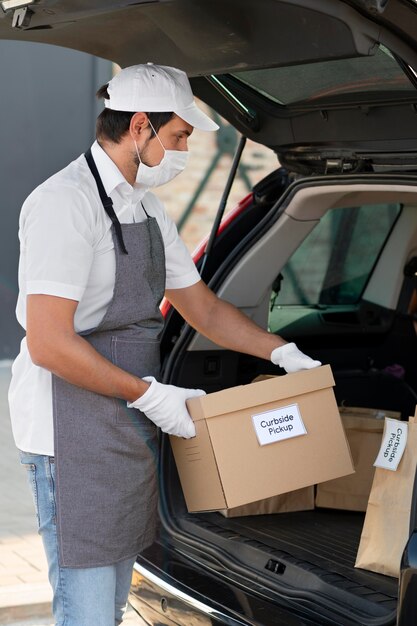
[187,365,334,421]
[339,406,400,433]
[339,406,401,420]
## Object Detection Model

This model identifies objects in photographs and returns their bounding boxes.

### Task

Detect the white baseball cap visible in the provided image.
[104,63,219,132]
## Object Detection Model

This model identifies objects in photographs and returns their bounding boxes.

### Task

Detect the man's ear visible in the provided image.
[129,112,149,140]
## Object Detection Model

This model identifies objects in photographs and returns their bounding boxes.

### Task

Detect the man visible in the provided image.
[8,63,320,626]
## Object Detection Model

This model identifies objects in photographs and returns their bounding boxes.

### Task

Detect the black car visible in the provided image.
[3,1,417,624]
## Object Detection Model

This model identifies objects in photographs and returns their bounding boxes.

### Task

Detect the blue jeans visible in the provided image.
[19,451,136,626]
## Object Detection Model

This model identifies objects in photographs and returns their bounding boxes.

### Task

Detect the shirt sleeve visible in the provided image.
[20,184,95,301]
[145,193,201,290]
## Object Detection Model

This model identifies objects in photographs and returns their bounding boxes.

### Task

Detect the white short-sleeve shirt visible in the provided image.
[8,141,201,455]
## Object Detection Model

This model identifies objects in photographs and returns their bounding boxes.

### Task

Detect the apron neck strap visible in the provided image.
[84,148,128,255]
[140,201,151,219]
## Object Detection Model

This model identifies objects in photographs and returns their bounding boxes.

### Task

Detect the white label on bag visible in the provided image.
[374,417,408,471]
[251,403,307,446]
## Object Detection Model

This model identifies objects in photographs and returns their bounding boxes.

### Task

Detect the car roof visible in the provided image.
[1,0,417,162]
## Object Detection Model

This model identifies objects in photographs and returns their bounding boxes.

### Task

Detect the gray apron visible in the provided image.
[52,149,165,568]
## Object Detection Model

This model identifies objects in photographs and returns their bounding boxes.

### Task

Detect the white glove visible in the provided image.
[271,342,321,373]
[128,377,205,438]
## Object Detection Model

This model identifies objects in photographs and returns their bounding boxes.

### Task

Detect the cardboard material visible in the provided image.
[170,365,354,513]
[222,373,313,518]
[219,486,315,517]
[355,412,417,578]
[316,407,400,512]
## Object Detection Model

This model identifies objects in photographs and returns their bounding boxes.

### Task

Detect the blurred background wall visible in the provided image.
[0,42,112,360]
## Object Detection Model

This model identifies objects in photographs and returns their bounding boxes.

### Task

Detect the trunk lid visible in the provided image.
[1,1,417,170]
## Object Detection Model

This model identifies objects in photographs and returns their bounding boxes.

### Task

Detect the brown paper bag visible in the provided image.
[355,414,417,578]
[219,485,314,517]
[316,407,400,512]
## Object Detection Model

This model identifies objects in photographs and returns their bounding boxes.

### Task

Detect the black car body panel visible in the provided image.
[130,540,326,625]
[1,1,417,156]
[0,1,387,73]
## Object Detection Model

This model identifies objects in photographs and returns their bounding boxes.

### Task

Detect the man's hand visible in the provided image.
[128,377,206,438]
[271,343,321,373]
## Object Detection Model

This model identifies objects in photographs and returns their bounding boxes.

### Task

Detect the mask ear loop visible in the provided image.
[134,119,166,165]
[148,119,167,154]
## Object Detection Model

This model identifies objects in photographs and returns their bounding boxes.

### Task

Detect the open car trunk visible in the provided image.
[163,473,398,625]
[159,352,409,625]
[159,352,405,624]
[156,174,417,625]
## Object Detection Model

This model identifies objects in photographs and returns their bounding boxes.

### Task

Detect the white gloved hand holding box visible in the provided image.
[128,377,206,438]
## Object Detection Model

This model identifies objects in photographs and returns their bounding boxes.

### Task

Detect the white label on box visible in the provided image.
[251,403,307,446]
[374,417,408,471]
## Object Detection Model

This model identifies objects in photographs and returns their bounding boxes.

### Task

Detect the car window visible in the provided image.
[231,45,415,105]
[269,203,402,320]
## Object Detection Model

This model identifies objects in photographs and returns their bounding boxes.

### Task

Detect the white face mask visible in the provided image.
[134,121,189,188]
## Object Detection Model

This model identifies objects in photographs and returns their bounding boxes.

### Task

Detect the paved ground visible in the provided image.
[0,363,52,625]
[6,604,142,625]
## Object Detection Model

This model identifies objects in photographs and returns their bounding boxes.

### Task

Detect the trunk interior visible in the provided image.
[162,418,399,625]
[162,349,407,625]
[159,173,417,625]
[178,505,397,623]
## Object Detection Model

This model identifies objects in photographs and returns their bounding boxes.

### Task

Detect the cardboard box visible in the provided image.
[218,486,315,517]
[316,406,401,511]
[170,365,354,513]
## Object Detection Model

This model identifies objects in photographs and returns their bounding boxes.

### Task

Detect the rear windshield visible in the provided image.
[231,45,416,105]
[270,202,401,309]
